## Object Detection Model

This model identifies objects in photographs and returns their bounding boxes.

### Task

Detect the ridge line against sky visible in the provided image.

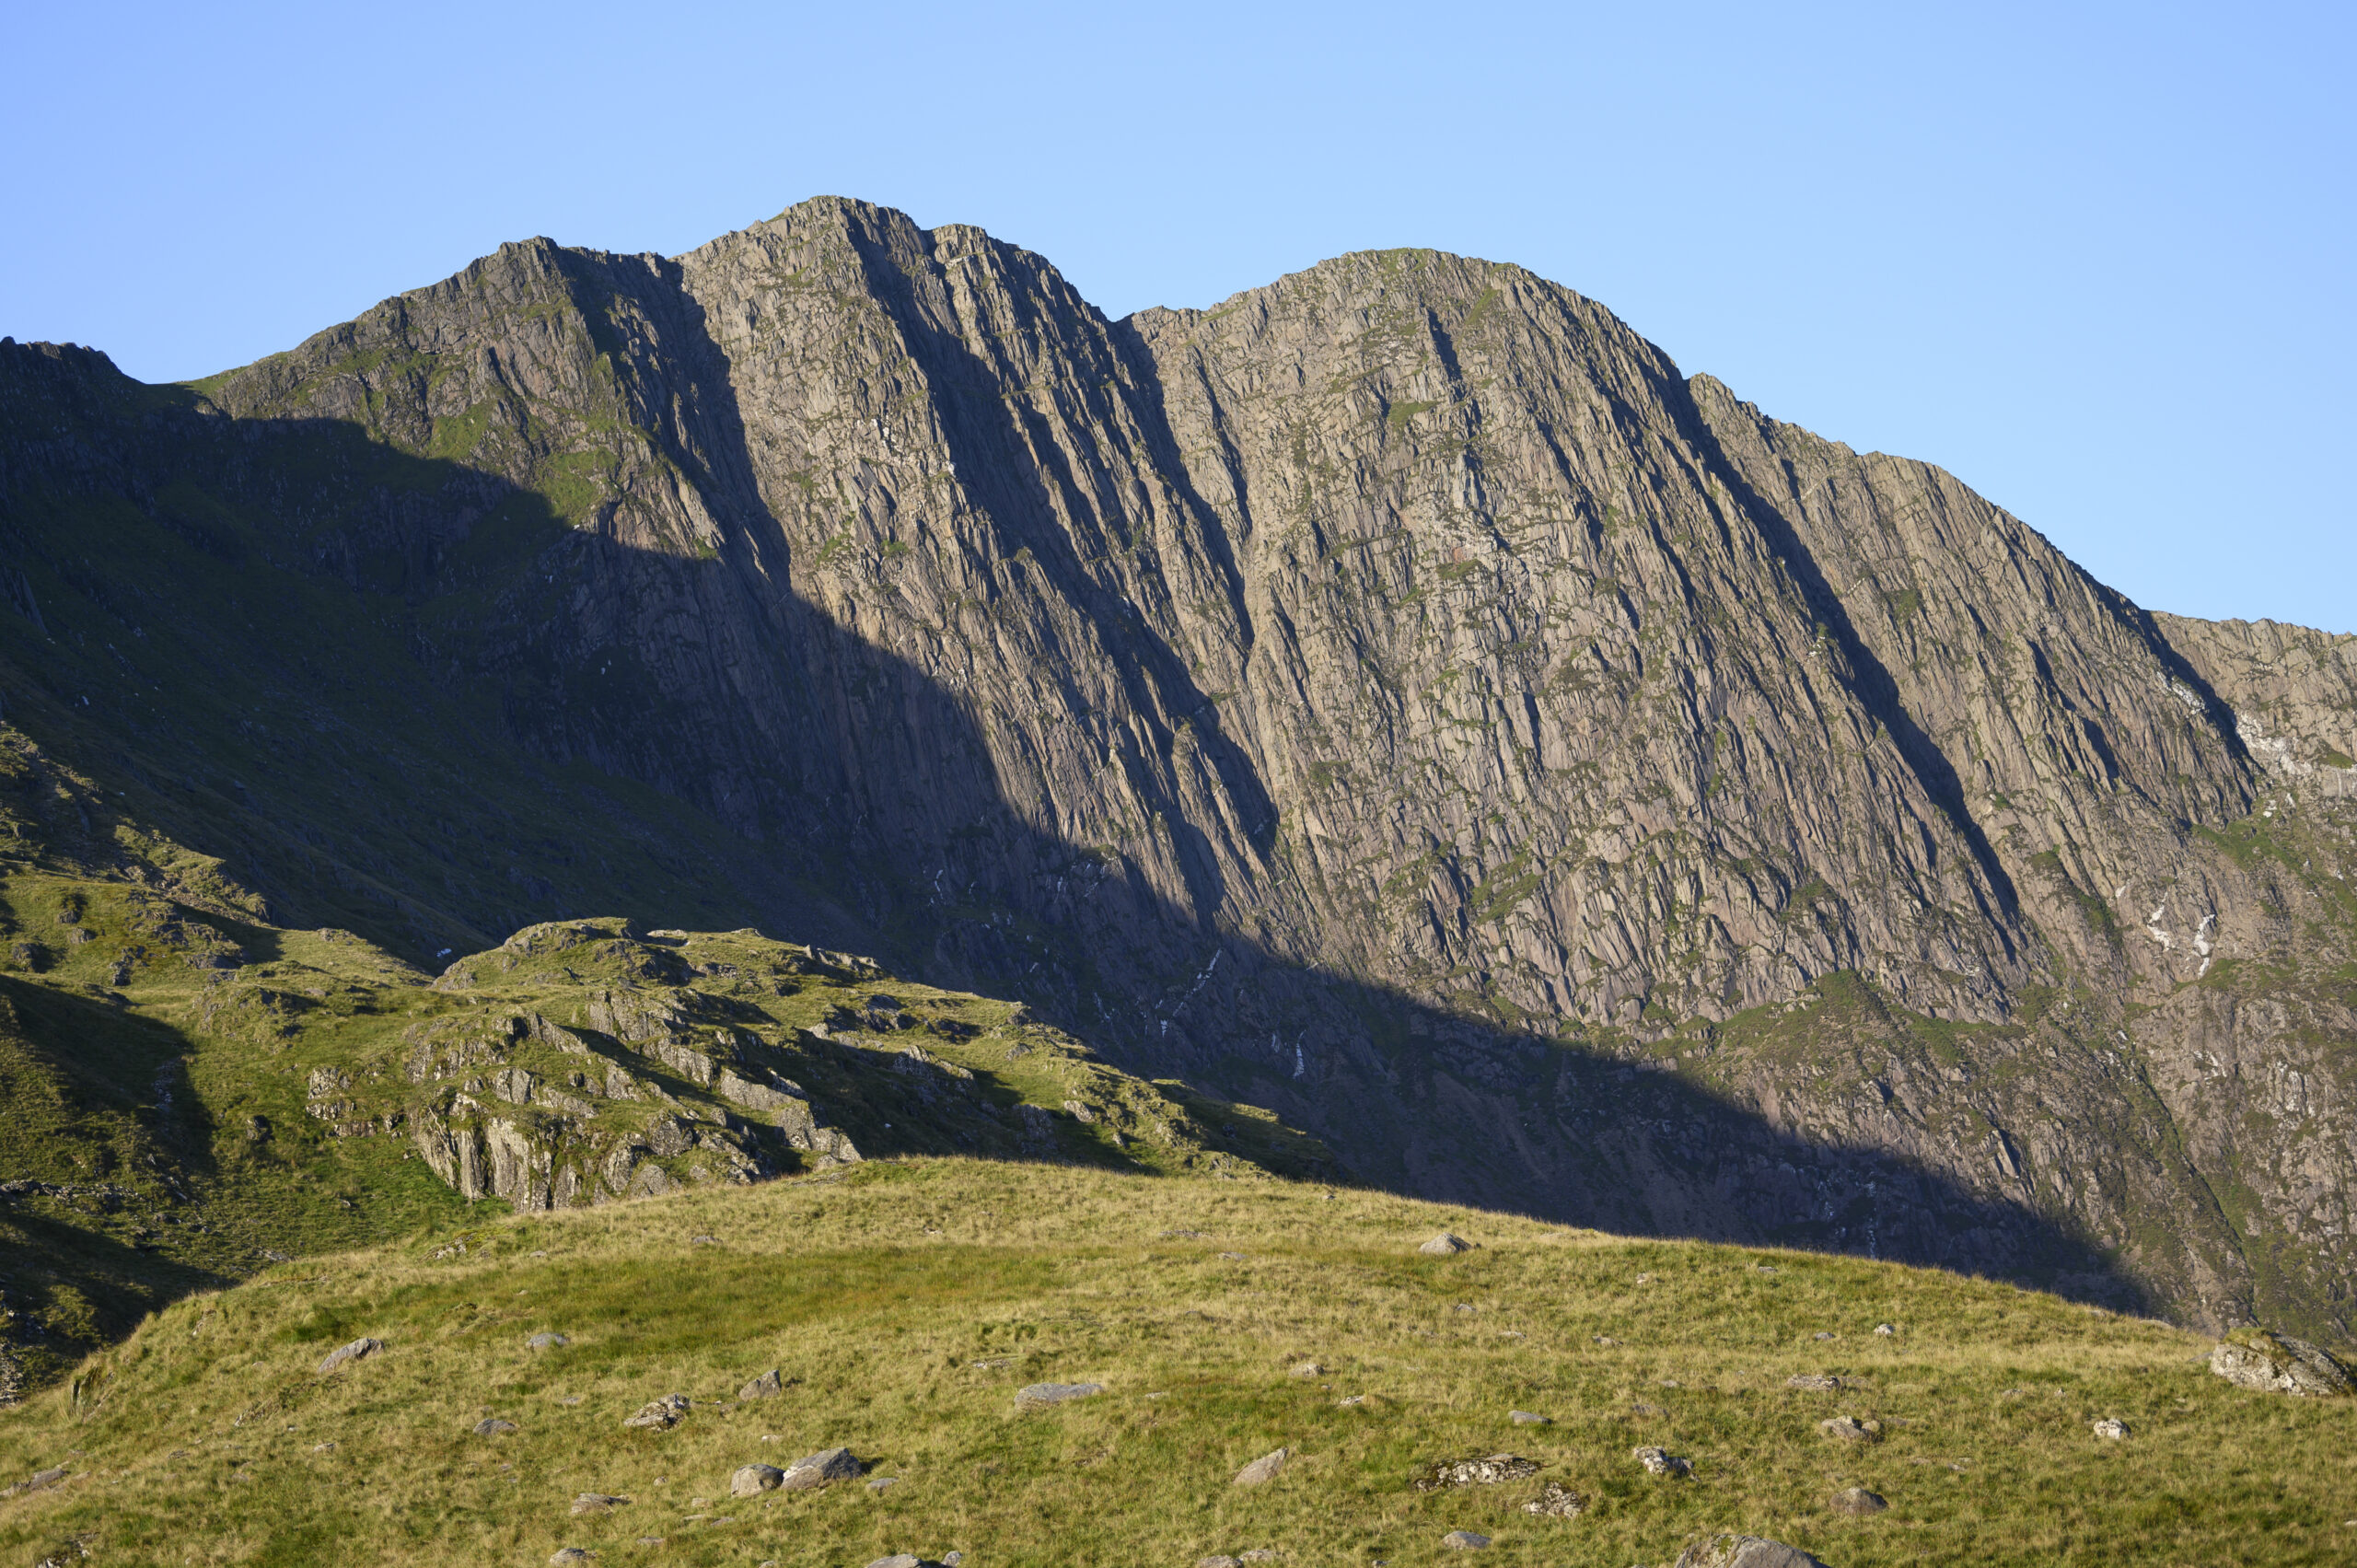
[6,0,2349,633]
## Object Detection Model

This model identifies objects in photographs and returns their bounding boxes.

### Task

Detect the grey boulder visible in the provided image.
[1440,1531,1491,1550]
[474,1418,519,1435]
[731,1463,784,1497]
[2208,1331,2353,1398]
[317,1337,383,1375]
[739,1368,785,1400]
[1632,1446,1692,1478]
[781,1446,861,1490]
[1233,1447,1290,1485]
[528,1331,570,1349]
[1419,1233,1472,1256]
[623,1393,691,1430]
[1830,1486,1887,1515]
[1014,1381,1103,1410]
[571,1493,631,1515]
[1675,1536,1829,1568]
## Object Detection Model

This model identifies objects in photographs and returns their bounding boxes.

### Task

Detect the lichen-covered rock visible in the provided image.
[1414,1454,1540,1492]
[622,1393,691,1430]
[1675,1536,1829,1568]
[2209,1330,2353,1397]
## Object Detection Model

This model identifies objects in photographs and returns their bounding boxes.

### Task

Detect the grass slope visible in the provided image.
[2,1160,2351,1567]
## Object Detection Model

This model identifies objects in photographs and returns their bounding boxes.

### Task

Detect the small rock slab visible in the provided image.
[1784,1374,1844,1392]
[865,1557,923,1568]
[1525,1481,1586,1518]
[1440,1530,1491,1550]
[1198,1559,1241,1568]
[1830,1486,1887,1515]
[1233,1447,1290,1486]
[781,1446,861,1491]
[867,1476,899,1493]
[1674,1534,1829,1568]
[1632,1446,1692,1478]
[1508,1410,1551,1425]
[1015,1382,1104,1410]
[549,1551,597,1566]
[623,1393,691,1430]
[571,1493,632,1515]
[528,1332,570,1349]
[1290,1361,1327,1378]
[739,1368,786,1400]
[474,1418,519,1436]
[1415,1454,1540,1492]
[1419,1233,1473,1256]
[1817,1416,1880,1443]
[317,1337,383,1375]
[1874,1323,1898,1337]
[2091,1418,2130,1440]
[731,1464,784,1497]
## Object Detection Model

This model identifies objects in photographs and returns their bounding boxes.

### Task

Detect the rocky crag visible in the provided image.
[1,198,2351,1338]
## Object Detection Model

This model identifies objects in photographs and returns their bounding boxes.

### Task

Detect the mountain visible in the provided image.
[1,197,2351,1346]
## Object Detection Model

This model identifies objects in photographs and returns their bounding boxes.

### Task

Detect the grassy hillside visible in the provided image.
[0,726,1329,1391]
[2,1159,2350,1568]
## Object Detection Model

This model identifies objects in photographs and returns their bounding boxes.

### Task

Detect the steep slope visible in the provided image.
[4,1161,2353,1568]
[1,199,2351,1339]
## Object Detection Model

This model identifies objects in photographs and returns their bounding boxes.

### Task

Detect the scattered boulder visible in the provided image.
[1415,1454,1541,1491]
[623,1394,691,1430]
[1525,1481,1587,1518]
[867,1476,899,1493]
[1830,1486,1887,1515]
[528,1332,570,1350]
[1817,1416,1881,1443]
[1440,1531,1491,1550]
[1419,1233,1473,1256]
[1233,1447,1290,1486]
[739,1369,785,1400]
[473,1418,519,1436]
[1674,1536,1829,1568]
[571,1494,632,1515]
[731,1464,785,1497]
[549,1552,597,1566]
[781,1446,861,1491]
[2,1467,67,1498]
[2208,1330,2354,1398]
[1784,1374,1843,1392]
[317,1337,383,1375]
[1290,1361,1327,1378]
[1874,1323,1898,1337]
[1509,1411,1551,1425]
[1199,1559,1241,1568]
[1632,1446,1692,1478]
[1015,1382,1104,1410]
[2091,1418,2130,1440]
[1238,1553,1279,1562]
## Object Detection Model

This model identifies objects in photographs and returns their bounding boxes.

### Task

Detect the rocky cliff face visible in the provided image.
[3,198,2351,1337]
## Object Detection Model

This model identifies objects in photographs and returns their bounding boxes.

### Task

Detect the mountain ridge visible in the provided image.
[1,196,2351,1342]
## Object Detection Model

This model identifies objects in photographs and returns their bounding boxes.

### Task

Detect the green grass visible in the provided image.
[2,1159,2351,1566]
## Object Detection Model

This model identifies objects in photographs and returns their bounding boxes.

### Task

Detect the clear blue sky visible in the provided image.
[7,1,2350,631]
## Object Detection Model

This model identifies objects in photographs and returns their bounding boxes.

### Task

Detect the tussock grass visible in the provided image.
[4,1159,2352,1565]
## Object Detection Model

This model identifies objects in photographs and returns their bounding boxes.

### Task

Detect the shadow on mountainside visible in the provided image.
[0,339,2157,1320]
